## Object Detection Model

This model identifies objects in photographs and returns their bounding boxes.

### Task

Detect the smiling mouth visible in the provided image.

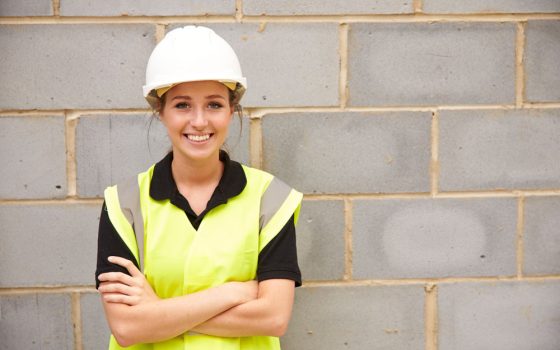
[184,133,212,142]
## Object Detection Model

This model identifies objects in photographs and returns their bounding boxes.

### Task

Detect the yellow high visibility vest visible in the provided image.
[103,163,303,350]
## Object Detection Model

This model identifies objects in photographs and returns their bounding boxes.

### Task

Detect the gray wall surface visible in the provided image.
[1,1,559,349]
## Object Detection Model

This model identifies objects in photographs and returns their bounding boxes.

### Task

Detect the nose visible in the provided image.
[190,107,208,129]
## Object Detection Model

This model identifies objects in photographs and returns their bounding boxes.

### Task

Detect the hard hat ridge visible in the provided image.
[143,25,247,109]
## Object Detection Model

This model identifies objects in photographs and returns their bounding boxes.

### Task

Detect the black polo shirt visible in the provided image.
[95,151,301,289]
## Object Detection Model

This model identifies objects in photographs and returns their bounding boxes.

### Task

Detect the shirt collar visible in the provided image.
[150,150,247,203]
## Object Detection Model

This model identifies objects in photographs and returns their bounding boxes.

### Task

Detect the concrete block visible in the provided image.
[439,280,560,350]
[439,109,560,191]
[0,294,73,349]
[0,24,155,109]
[0,203,100,287]
[0,0,52,16]
[261,112,431,194]
[60,0,235,16]
[297,200,345,281]
[244,0,412,15]
[526,21,560,102]
[81,293,111,350]
[76,114,169,198]
[353,198,517,279]
[282,285,424,349]
[0,115,67,199]
[424,0,560,13]
[169,23,339,107]
[224,114,250,166]
[523,197,560,275]
[76,113,247,197]
[348,23,516,106]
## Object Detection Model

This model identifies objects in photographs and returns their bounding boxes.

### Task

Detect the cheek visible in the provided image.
[216,116,232,134]
[161,116,184,134]
[206,110,230,126]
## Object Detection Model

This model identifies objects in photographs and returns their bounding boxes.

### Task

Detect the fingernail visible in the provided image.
[108,256,115,262]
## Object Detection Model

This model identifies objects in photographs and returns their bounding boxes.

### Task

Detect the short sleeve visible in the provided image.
[95,202,139,289]
[257,215,301,287]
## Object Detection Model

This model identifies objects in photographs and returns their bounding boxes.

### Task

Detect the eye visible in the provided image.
[208,101,224,110]
[174,102,190,109]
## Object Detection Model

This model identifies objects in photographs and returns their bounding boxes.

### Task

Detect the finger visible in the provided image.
[98,282,136,296]
[98,271,136,286]
[102,292,139,306]
[98,272,135,286]
[107,256,143,278]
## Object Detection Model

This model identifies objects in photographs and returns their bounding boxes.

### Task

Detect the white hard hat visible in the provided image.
[143,25,247,109]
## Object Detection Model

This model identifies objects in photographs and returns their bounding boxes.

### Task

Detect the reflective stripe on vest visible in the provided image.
[103,164,302,350]
[259,176,302,254]
[116,175,145,271]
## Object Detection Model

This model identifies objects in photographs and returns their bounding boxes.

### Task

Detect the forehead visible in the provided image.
[167,80,229,97]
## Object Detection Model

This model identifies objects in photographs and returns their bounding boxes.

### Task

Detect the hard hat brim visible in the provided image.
[144,80,246,110]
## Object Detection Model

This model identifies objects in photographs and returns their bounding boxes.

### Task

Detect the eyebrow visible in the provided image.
[171,94,227,101]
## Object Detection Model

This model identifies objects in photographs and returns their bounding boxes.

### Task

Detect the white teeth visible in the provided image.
[186,134,210,142]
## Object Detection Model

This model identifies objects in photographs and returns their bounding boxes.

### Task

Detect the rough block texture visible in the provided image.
[523,197,560,275]
[0,115,67,199]
[348,23,516,106]
[439,281,560,350]
[439,109,560,191]
[60,0,235,16]
[81,293,111,350]
[76,113,248,198]
[224,115,250,166]
[283,285,424,349]
[525,21,560,102]
[0,294,73,349]
[353,198,517,279]
[262,112,431,194]
[424,0,560,13]
[76,113,170,197]
[2,3,560,348]
[169,23,340,107]
[0,204,100,287]
[296,200,345,280]
[244,0,412,15]
[0,24,155,109]
[0,0,52,16]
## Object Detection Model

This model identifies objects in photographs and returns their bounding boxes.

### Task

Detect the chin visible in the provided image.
[176,148,220,162]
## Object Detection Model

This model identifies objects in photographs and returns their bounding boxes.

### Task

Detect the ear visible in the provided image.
[157,110,166,125]
[154,97,165,120]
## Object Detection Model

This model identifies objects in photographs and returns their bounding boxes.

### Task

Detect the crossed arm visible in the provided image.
[98,256,295,347]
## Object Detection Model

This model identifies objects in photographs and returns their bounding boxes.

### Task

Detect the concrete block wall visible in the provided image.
[1,1,559,349]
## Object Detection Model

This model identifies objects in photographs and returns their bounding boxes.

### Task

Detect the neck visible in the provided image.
[170,150,223,187]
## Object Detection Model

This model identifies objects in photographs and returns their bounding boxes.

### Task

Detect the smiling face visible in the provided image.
[159,80,234,164]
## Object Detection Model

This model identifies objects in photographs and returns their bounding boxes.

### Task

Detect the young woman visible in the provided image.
[95,26,303,350]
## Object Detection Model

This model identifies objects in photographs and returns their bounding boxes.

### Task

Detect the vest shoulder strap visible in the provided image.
[105,174,146,271]
[259,176,293,231]
[117,175,145,271]
[257,174,303,252]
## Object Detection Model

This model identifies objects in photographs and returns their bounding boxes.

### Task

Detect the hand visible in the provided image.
[98,256,159,306]
[223,280,258,305]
